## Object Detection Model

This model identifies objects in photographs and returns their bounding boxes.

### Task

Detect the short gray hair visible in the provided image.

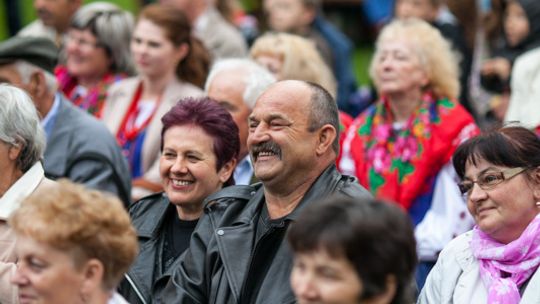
[14,60,58,92]
[0,84,46,172]
[306,82,339,154]
[70,2,135,75]
[205,58,276,109]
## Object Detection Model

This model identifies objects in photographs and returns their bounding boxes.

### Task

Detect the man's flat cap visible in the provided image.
[0,36,58,73]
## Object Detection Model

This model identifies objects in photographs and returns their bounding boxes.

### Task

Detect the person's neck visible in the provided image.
[386,90,423,123]
[36,94,56,119]
[263,165,324,219]
[141,73,175,100]
[54,23,69,35]
[176,204,203,221]
[85,289,113,304]
[77,73,106,89]
[291,25,311,37]
[0,167,23,199]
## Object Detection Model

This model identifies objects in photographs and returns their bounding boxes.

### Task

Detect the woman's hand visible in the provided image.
[481,58,512,81]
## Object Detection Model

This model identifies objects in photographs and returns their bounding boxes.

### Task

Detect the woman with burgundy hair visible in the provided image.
[117,97,239,304]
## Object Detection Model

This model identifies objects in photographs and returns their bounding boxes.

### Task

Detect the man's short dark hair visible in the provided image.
[305,82,340,154]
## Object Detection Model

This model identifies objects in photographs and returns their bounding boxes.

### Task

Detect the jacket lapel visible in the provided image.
[214,189,263,301]
[43,96,71,178]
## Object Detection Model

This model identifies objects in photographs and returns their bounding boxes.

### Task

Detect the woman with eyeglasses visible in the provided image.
[419,126,540,304]
[55,2,135,117]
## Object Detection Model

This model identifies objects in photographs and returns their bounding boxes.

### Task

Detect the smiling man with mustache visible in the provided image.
[157,80,371,304]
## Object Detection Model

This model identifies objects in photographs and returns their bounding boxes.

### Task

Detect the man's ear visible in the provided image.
[28,71,48,100]
[315,124,336,156]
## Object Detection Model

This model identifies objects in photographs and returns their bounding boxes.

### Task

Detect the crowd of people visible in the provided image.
[0,0,539,303]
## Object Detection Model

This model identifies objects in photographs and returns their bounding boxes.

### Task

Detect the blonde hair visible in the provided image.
[10,180,138,290]
[370,18,460,99]
[250,32,337,98]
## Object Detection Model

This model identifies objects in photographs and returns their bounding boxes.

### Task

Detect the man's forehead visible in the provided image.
[254,80,310,104]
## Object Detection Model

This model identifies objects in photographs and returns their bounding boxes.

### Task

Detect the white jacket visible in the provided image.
[504,48,540,128]
[418,231,540,303]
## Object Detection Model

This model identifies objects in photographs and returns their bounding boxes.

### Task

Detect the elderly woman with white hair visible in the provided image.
[0,84,55,303]
[338,19,480,289]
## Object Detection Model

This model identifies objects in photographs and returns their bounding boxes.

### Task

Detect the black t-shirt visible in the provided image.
[162,210,198,272]
[240,204,290,304]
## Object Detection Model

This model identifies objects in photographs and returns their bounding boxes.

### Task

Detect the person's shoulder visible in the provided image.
[338,174,372,199]
[514,48,540,71]
[202,9,247,56]
[167,78,204,98]
[60,99,115,138]
[17,20,55,39]
[129,192,168,223]
[204,184,260,213]
[438,231,473,263]
[108,77,139,94]
[56,97,123,156]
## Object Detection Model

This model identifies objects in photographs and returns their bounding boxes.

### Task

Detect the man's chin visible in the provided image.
[253,166,279,182]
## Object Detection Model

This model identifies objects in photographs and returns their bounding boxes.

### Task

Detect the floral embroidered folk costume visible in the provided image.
[340,92,478,218]
[55,65,126,117]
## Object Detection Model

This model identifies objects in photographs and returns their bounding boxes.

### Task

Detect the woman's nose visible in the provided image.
[171,158,188,174]
[11,265,29,286]
[468,183,487,202]
[293,273,319,301]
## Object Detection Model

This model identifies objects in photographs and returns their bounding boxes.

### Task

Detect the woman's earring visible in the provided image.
[536,202,540,207]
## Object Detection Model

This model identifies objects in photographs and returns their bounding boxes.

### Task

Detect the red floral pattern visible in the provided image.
[339,92,479,209]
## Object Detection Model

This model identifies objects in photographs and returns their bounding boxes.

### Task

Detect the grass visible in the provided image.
[353,45,374,86]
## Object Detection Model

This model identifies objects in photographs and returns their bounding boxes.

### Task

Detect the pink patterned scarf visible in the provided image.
[471,214,540,303]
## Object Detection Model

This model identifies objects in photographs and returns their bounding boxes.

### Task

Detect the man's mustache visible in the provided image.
[36,9,52,20]
[250,141,282,160]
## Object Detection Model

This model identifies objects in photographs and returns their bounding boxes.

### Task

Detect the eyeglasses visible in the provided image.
[457,167,526,196]
[66,33,104,50]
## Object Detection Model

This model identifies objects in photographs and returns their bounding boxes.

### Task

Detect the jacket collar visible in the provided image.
[230,164,343,225]
[135,193,171,239]
[0,162,45,219]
